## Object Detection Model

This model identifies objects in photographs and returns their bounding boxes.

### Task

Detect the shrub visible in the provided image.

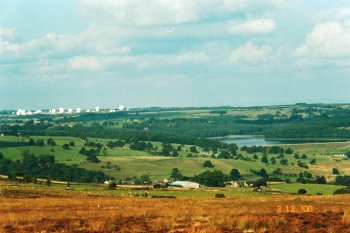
[333,186,350,194]
[203,160,214,168]
[215,193,225,198]
[298,188,307,194]
[62,144,70,150]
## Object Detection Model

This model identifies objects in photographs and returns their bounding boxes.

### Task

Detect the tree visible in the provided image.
[346,151,350,159]
[46,178,51,187]
[229,168,241,180]
[190,146,198,153]
[332,168,340,174]
[146,142,153,150]
[170,168,183,180]
[203,160,214,168]
[298,188,307,194]
[257,168,268,178]
[270,157,276,165]
[228,143,238,156]
[261,156,268,164]
[315,176,326,184]
[294,153,300,159]
[253,154,258,160]
[310,159,316,164]
[69,141,75,147]
[193,170,228,187]
[86,155,100,163]
[62,144,70,150]
[172,150,179,157]
[28,139,35,146]
[218,150,231,159]
[280,159,288,165]
[301,154,307,159]
[334,186,350,194]
[253,179,267,188]
[47,138,56,146]
[285,148,293,154]
[36,139,45,147]
[140,174,151,184]
[38,154,55,165]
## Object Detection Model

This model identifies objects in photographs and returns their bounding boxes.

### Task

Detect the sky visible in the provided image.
[1,0,350,110]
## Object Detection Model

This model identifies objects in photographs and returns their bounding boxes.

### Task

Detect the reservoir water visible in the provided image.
[217,136,349,147]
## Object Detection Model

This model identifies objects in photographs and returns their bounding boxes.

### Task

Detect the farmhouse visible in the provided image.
[169,181,200,189]
[334,154,347,158]
[225,181,248,188]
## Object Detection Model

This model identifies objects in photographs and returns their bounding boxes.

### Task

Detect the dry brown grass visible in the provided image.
[0,190,349,233]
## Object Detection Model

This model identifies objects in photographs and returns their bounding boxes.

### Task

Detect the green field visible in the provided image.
[1,135,349,181]
[270,183,345,195]
[1,104,350,196]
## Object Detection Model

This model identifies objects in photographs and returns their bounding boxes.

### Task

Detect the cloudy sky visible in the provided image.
[1,0,350,109]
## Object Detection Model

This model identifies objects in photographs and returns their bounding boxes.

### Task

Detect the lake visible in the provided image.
[217,136,349,147]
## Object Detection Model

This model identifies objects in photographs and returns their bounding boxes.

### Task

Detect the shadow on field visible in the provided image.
[0,141,27,148]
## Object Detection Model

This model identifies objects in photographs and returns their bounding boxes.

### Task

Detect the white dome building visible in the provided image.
[118,105,125,111]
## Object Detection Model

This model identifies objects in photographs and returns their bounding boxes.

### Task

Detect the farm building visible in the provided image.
[225,181,248,188]
[169,181,200,189]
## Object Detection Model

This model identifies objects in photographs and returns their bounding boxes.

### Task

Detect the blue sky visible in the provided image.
[1,0,350,109]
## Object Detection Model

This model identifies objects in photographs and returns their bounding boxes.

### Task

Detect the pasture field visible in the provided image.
[0,135,349,186]
[0,182,349,232]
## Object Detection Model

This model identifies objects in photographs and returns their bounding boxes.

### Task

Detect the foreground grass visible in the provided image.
[0,187,349,233]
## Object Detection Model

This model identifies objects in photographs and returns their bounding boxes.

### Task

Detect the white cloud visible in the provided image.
[221,0,285,12]
[68,56,104,71]
[315,7,350,23]
[75,0,286,26]
[228,19,277,35]
[0,28,17,40]
[0,39,20,53]
[76,0,214,26]
[229,42,271,64]
[295,22,350,58]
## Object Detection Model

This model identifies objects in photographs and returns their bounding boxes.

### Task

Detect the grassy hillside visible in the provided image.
[1,136,349,185]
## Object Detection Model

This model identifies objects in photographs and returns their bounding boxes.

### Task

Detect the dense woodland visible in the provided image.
[3,105,350,142]
[0,152,111,183]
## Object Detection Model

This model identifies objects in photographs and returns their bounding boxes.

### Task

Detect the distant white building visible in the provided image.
[51,109,57,114]
[86,109,90,113]
[118,105,125,111]
[95,107,100,112]
[169,181,200,189]
[58,107,65,114]
[68,108,73,114]
[34,110,42,114]
[16,109,26,116]
[76,108,81,113]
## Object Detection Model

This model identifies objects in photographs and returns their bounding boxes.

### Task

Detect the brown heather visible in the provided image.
[0,190,349,232]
